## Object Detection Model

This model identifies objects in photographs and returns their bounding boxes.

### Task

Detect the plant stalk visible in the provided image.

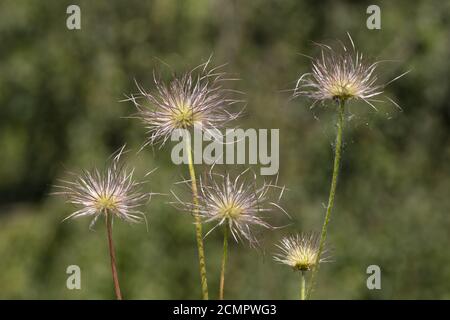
[105,211,123,300]
[300,271,306,300]
[185,133,209,300]
[219,223,229,300]
[307,99,345,298]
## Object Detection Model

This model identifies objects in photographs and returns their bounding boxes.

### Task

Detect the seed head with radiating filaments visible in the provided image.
[126,59,242,147]
[274,233,326,271]
[173,170,287,246]
[54,148,151,227]
[294,34,407,110]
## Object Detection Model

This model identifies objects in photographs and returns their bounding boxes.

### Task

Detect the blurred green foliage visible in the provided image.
[0,0,449,299]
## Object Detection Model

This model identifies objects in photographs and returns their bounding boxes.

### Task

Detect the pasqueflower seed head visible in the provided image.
[294,33,407,110]
[126,59,242,147]
[173,169,287,247]
[274,233,327,272]
[54,147,150,227]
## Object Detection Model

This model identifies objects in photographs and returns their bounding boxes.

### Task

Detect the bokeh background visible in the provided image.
[0,0,449,299]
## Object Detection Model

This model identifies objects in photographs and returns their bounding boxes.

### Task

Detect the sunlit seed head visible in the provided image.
[54,147,151,227]
[294,33,407,111]
[125,58,242,147]
[197,171,282,246]
[173,169,287,247]
[289,245,318,271]
[274,233,326,272]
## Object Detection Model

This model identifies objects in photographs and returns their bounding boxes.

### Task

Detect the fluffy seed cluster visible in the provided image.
[174,170,286,246]
[274,233,324,271]
[294,34,405,110]
[55,149,149,227]
[127,60,242,147]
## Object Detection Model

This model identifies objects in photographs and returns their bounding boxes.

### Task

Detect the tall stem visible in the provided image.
[219,223,229,300]
[105,211,122,300]
[307,99,345,298]
[300,271,306,300]
[185,133,209,300]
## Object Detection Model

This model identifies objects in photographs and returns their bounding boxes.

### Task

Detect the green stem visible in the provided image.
[105,211,122,300]
[219,223,229,300]
[307,99,345,298]
[185,134,209,300]
[300,271,306,300]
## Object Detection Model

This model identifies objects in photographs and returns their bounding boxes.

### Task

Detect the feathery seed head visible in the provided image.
[274,233,325,272]
[54,147,150,227]
[294,34,406,111]
[127,59,242,147]
[174,170,286,246]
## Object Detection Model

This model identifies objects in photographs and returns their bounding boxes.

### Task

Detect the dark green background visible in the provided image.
[0,0,449,299]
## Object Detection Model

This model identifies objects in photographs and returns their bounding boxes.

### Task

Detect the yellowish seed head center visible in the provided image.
[96,195,117,211]
[291,248,317,271]
[220,202,243,219]
[172,104,195,128]
[329,82,357,100]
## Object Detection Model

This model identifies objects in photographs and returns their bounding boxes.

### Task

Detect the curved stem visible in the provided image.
[300,271,306,300]
[219,223,229,300]
[105,211,122,300]
[307,100,345,298]
[185,134,209,300]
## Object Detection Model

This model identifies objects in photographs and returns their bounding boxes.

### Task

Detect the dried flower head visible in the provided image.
[274,233,326,271]
[54,147,150,227]
[173,169,287,246]
[126,58,242,147]
[294,33,407,110]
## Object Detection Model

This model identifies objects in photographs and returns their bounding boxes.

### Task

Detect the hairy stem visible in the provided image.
[307,99,345,298]
[300,271,306,300]
[185,134,209,300]
[105,211,122,300]
[219,223,229,300]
